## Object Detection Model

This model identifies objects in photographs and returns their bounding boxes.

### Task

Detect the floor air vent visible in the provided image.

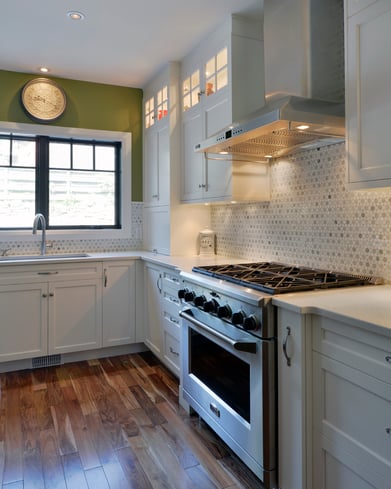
[32,354,62,369]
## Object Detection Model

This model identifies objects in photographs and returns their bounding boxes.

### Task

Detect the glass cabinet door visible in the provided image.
[205,47,228,97]
[144,85,168,129]
[183,70,200,112]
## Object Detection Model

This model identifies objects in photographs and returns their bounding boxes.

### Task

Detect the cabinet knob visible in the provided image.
[386,428,391,435]
[42,293,48,298]
[385,355,391,364]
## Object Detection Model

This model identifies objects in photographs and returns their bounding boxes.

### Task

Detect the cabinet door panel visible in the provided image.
[144,124,170,205]
[182,111,204,201]
[0,283,47,361]
[49,280,102,354]
[143,264,163,356]
[346,1,391,186]
[103,262,136,347]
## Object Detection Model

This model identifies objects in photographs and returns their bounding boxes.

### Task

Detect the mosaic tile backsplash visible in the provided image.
[0,202,143,256]
[211,142,391,283]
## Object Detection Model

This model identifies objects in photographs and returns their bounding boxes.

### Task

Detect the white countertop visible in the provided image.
[272,284,391,337]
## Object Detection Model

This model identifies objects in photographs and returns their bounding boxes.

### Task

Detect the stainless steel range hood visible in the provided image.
[195,94,345,160]
[195,0,345,160]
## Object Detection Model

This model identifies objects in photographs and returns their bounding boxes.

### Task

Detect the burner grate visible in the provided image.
[192,262,374,294]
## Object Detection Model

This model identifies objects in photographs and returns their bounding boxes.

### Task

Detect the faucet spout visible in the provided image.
[32,213,47,256]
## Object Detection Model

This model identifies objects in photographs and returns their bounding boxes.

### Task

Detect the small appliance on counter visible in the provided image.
[197,228,215,256]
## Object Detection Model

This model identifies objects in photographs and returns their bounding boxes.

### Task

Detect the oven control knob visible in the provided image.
[184,290,196,302]
[177,288,189,300]
[217,304,232,319]
[243,314,259,331]
[194,295,207,307]
[203,299,219,313]
[232,311,246,325]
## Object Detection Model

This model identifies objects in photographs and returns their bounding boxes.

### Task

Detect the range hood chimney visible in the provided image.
[195,0,345,160]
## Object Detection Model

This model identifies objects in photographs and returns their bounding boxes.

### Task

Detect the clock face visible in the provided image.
[21,78,67,122]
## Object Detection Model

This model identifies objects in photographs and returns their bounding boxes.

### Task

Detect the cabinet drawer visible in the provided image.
[163,315,180,373]
[0,261,103,285]
[312,315,391,386]
[313,352,391,487]
[162,269,180,289]
[162,289,181,311]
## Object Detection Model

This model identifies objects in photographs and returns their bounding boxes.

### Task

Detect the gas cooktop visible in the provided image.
[192,262,374,295]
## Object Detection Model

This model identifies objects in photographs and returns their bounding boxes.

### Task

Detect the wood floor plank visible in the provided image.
[61,385,101,470]
[21,406,45,489]
[61,452,89,489]
[157,401,236,489]
[39,428,67,489]
[129,385,166,426]
[84,411,130,489]
[3,384,23,485]
[127,434,172,489]
[84,467,110,489]
[50,404,78,455]
[137,424,198,489]
[116,445,155,489]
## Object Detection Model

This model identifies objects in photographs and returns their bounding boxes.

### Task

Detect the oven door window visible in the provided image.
[189,328,250,423]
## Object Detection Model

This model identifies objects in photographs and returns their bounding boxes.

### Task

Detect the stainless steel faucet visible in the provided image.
[32,213,47,255]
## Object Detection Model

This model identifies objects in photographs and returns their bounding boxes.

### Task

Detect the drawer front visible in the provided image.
[162,269,180,291]
[163,315,180,373]
[0,261,103,285]
[313,352,391,486]
[312,315,391,386]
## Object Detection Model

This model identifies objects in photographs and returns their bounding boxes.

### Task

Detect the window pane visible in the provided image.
[205,56,215,78]
[217,67,228,91]
[49,169,115,226]
[217,48,228,71]
[0,139,10,166]
[0,167,35,227]
[73,144,93,170]
[49,142,71,169]
[12,140,35,167]
[95,146,115,171]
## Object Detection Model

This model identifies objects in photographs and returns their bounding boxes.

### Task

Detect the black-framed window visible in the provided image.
[0,134,121,230]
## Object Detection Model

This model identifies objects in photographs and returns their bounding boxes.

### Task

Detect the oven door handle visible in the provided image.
[180,309,259,354]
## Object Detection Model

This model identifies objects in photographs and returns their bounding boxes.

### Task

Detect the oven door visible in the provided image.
[180,308,276,487]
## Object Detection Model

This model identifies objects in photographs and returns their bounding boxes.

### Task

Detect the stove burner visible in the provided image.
[192,262,373,294]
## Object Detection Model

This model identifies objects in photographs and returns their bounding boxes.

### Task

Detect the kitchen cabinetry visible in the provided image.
[311,315,391,489]
[345,0,391,189]
[0,262,103,361]
[143,261,181,375]
[102,260,137,347]
[277,307,309,489]
[180,14,270,203]
[142,63,210,255]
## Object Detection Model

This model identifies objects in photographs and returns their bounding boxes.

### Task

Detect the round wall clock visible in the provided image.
[20,78,67,122]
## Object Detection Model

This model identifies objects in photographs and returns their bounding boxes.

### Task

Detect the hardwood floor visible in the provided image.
[0,352,264,489]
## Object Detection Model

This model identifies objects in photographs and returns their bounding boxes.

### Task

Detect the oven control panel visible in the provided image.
[178,279,270,335]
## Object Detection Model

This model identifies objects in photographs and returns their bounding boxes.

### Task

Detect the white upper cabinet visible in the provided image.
[143,77,170,206]
[345,0,391,188]
[180,15,270,203]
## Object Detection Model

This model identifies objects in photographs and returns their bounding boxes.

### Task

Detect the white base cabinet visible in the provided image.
[277,307,309,489]
[311,315,391,489]
[143,261,181,375]
[102,260,137,347]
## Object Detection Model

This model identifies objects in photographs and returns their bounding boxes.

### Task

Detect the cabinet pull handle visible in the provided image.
[157,274,162,293]
[386,428,391,435]
[283,326,292,367]
[38,271,58,275]
[386,356,391,364]
[104,269,108,287]
[169,347,179,357]
[152,194,159,198]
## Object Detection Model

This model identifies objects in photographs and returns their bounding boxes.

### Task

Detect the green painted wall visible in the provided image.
[0,70,143,201]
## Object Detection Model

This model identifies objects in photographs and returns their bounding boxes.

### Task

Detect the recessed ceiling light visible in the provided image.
[67,11,85,20]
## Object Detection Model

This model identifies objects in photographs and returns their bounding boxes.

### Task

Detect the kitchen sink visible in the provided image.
[0,253,90,261]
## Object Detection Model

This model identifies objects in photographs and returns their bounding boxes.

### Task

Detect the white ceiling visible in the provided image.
[0,0,263,88]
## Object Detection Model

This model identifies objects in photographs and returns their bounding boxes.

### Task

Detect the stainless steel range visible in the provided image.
[178,262,373,489]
